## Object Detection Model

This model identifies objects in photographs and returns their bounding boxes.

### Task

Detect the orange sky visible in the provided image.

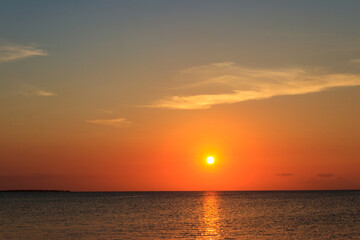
[1,88,359,191]
[1,1,360,191]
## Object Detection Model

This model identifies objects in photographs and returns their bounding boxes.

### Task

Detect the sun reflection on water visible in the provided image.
[201,191,220,239]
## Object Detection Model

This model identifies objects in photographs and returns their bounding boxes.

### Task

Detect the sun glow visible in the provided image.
[206,156,215,164]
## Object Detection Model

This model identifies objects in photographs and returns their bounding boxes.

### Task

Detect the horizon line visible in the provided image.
[1,189,359,193]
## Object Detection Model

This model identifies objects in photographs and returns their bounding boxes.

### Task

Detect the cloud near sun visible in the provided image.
[150,62,360,109]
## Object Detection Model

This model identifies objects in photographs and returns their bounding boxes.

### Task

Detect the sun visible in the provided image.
[206,156,215,164]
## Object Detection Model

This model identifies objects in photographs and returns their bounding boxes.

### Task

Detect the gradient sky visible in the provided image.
[1,0,360,191]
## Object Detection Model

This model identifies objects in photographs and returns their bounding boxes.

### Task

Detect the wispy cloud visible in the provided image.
[317,173,333,178]
[173,75,239,89]
[149,62,360,109]
[97,109,115,115]
[86,118,132,128]
[0,42,47,62]
[18,86,56,97]
[35,90,56,96]
[349,58,360,64]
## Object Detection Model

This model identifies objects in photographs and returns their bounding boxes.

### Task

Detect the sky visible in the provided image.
[1,0,360,191]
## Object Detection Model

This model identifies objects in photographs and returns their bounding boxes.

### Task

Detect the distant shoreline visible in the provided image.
[0,189,359,193]
[0,190,71,192]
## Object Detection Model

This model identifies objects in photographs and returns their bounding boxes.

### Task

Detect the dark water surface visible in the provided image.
[1,191,359,239]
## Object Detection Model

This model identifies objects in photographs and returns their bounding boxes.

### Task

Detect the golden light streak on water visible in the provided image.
[201,192,220,239]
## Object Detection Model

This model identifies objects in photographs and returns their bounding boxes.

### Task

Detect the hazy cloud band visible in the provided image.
[150,62,360,109]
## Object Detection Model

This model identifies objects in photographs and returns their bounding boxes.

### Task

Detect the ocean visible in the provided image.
[1,191,359,239]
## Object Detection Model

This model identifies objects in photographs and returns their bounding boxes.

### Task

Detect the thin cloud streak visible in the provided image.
[0,43,47,62]
[86,118,132,128]
[18,86,56,97]
[172,75,240,89]
[150,62,360,109]
[34,90,56,96]
[349,58,360,64]
[97,109,115,115]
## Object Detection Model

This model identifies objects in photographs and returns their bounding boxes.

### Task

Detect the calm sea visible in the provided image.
[1,191,359,239]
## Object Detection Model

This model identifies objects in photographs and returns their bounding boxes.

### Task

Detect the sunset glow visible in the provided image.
[2,2,360,239]
[1,1,360,192]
